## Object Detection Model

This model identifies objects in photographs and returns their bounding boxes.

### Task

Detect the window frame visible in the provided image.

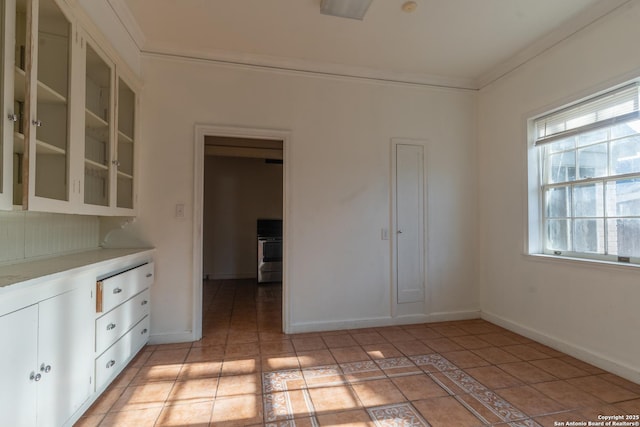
[527,82,640,266]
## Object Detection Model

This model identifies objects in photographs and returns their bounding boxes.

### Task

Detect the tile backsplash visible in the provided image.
[0,211,100,264]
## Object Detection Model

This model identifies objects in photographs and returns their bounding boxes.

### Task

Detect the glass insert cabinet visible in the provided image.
[0,0,139,214]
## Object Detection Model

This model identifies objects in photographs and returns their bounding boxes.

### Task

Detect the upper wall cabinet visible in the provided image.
[22,0,74,212]
[116,76,136,210]
[0,0,16,210]
[80,32,114,213]
[0,0,139,215]
[78,30,139,215]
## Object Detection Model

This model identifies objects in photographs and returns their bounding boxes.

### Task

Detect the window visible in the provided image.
[530,83,640,264]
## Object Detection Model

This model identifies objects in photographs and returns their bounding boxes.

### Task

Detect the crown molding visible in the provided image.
[107,0,146,50]
[474,0,632,90]
[88,0,633,91]
[140,45,477,90]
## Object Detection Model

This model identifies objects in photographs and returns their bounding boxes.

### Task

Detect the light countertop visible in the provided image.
[0,248,154,290]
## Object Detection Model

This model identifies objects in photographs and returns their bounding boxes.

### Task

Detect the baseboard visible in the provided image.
[149,331,195,345]
[287,310,481,334]
[427,309,481,322]
[481,311,640,385]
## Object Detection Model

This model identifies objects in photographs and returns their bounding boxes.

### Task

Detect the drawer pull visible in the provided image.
[106,360,116,369]
[141,300,148,306]
[141,328,148,335]
[106,323,117,331]
[113,288,122,294]
[146,273,152,278]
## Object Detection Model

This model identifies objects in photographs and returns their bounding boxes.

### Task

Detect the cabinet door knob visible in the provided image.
[113,287,122,294]
[34,373,42,382]
[112,159,121,167]
[39,363,51,373]
[146,273,152,278]
[106,360,116,368]
[32,119,42,127]
[7,114,18,122]
[141,328,148,335]
[106,323,116,331]
[141,300,148,306]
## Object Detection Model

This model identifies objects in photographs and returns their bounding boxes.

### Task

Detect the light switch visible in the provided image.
[175,203,185,218]
[381,228,389,240]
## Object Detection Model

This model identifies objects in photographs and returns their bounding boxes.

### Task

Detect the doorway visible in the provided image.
[193,125,291,341]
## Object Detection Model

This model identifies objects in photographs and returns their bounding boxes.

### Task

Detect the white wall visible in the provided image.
[477,1,640,383]
[133,55,478,340]
[203,156,283,279]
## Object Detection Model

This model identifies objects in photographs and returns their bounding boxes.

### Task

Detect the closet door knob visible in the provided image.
[8,114,18,122]
[32,119,42,127]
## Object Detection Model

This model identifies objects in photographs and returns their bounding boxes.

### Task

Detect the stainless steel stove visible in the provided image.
[257,219,282,283]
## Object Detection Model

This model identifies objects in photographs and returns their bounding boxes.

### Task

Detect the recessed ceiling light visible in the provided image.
[320,0,374,20]
[402,1,417,13]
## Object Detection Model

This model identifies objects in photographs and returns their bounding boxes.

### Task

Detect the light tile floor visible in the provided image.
[76,279,640,426]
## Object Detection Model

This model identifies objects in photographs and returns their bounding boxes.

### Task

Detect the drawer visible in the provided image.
[95,315,150,391]
[95,289,150,355]
[97,262,154,313]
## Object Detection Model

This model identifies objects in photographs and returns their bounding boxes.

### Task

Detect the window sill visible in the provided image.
[524,253,640,272]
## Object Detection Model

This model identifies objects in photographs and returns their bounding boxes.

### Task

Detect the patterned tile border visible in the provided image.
[410,354,458,372]
[301,365,342,379]
[340,360,380,374]
[261,354,544,426]
[374,356,416,370]
[368,403,431,427]
[263,369,304,393]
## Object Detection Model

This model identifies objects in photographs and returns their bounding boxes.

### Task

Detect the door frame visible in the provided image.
[390,138,429,318]
[193,124,292,340]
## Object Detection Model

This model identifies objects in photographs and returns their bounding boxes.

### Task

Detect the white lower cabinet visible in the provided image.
[0,285,93,427]
[0,250,154,427]
[0,305,39,427]
[96,288,150,355]
[96,315,150,390]
[94,263,153,392]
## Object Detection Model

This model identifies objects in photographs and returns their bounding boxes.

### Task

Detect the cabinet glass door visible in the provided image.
[116,77,134,209]
[0,0,7,209]
[33,0,70,202]
[84,42,111,206]
[13,0,26,205]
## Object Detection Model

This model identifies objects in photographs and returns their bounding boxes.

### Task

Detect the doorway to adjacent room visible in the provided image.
[193,125,291,341]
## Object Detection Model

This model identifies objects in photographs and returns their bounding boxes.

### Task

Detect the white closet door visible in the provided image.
[396,143,425,304]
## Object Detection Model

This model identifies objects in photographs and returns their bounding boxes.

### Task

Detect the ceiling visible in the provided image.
[119,0,629,89]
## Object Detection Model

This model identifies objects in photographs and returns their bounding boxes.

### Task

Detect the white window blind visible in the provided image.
[535,83,640,146]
